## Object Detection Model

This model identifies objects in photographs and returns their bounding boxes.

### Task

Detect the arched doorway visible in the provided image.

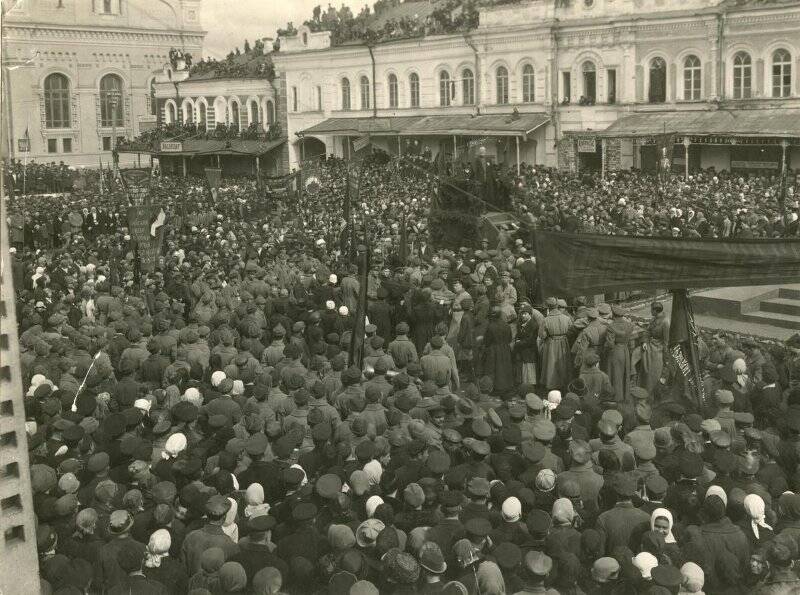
[300,136,327,161]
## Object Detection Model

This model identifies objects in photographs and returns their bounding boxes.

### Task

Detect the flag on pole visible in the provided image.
[669,289,705,409]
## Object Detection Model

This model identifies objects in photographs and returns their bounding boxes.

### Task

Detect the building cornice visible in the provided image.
[2,23,206,43]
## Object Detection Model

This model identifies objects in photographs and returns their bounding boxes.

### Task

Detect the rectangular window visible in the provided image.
[62,138,72,153]
[102,0,112,13]
[4,525,25,544]
[1,494,22,514]
[607,69,617,104]
[102,136,111,151]
[0,431,17,448]
[47,138,58,153]
[316,86,322,111]
[562,72,571,103]
[292,87,298,112]
[773,64,791,98]
[1,400,13,416]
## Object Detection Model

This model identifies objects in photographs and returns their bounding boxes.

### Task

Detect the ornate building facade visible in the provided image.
[273,0,800,173]
[2,0,205,167]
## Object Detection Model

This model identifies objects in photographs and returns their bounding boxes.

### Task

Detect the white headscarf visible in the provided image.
[705,485,728,509]
[366,495,384,518]
[145,529,171,568]
[632,551,658,579]
[744,493,772,540]
[222,496,239,543]
[650,507,677,544]
[244,483,270,518]
[162,433,187,459]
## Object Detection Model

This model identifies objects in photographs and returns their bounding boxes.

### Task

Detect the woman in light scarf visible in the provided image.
[143,528,189,594]
[741,493,774,548]
[651,507,677,544]
[244,483,270,518]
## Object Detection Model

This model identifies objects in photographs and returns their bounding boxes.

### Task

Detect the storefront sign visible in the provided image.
[730,160,779,170]
[577,138,597,153]
[160,141,183,153]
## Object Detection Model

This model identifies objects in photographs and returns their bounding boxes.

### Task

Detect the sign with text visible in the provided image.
[127,206,167,273]
[576,138,597,153]
[160,141,183,153]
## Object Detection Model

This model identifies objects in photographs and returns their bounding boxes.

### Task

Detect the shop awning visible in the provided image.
[299,113,550,138]
[154,138,286,156]
[597,109,800,138]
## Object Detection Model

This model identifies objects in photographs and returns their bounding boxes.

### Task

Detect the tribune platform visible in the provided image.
[690,284,800,341]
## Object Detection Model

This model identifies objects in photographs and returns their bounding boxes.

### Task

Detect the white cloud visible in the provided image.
[201,0,364,59]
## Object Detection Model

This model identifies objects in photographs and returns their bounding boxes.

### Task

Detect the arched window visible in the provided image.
[183,102,194,124]
[360,76,370,110]
[582,61,596,103]
[341,78,351,110]
[439,71,452,107]
[733,52,752,99]
[409,73,420,108]
[648,57,667,103]
[388,73,398,108]
[44,73,71,128]
[165,102,176,124]
[230,101,240,127]
[773,49,792,98]
[149,78,157,116]
[522,64,535,103]
[99,73,123,127]
[683,55,701,101]
[250,100,259,126]
[462,69,475,105]
[266,100,275,124]
[496,66,509,105]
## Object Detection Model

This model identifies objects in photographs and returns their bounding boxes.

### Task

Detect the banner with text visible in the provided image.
[128,206,167,273]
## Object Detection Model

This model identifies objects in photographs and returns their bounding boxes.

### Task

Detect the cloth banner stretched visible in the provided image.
[534,231,800,297]
[128,206,167,273]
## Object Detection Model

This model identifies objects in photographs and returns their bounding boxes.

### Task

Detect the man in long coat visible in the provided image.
[539,297,573,390]
[482,307,514,397]
[641,301,670,395]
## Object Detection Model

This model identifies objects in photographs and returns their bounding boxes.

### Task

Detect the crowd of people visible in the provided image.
[5,153,800,595]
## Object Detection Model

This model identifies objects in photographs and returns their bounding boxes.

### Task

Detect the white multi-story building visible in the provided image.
[2,0,205,167]
[273,0,800,174]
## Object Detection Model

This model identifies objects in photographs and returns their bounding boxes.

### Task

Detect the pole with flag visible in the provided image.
[668,289,704,410]
[348,231,371,369]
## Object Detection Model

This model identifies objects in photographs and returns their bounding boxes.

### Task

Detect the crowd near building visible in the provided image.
[2,0,800,594]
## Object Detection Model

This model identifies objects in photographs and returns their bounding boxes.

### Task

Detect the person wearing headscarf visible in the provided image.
[244,483,271,519]
[545,498,581,559]
[739,493,774,550]
[651,508,678,545]
[142,529,188,595]
[679,562,705,594]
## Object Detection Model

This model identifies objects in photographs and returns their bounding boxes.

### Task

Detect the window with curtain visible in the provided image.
[267,100,275,124]
[733,52,752,99]
[496,66,509,104]
[99,73,123,127]
[582,61,596,103]
[388,74,398,108]
[360,76,370,110]
[772,49,792,98]
[44,73,71,128]
[409,73,420,108]
[683,55,701,101]
[439,71,451,107]
[522,64,535,103]
[341,78,351,110]
[648,57,667,103]
[462,69,475,105]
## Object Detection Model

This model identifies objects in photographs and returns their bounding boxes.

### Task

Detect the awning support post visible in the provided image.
[216,155,221,168]
[601,138,606,180]
[255,155,260,173]
[516,136,521,176]
[453,135,457,160]
[683,137,691,181]
[398,136,402,157]
[182,157,187,178]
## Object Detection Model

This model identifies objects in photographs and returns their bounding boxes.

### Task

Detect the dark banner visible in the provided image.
[669,289,705,407]
[534,231,800,296]
[128,206,167,273]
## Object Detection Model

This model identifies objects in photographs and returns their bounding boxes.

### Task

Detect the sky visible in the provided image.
[201,0,365,59]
